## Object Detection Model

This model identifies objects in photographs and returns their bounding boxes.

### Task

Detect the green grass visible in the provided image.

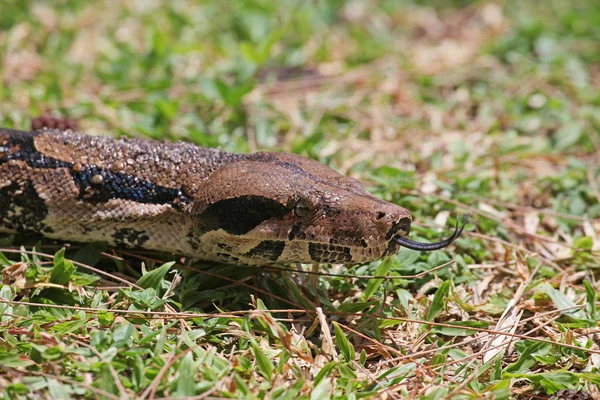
[1,0,600,398]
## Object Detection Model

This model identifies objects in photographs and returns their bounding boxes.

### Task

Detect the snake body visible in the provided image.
[0,127,464,265]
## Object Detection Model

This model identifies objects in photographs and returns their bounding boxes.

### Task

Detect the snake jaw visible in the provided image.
[393,213,470,251]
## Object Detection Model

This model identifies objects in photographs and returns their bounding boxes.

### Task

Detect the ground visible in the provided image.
[1,0,600,399]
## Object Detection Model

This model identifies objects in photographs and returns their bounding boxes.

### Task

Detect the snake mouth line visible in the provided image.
[393,213,470,251]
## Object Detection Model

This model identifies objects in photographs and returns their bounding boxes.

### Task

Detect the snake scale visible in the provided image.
[0,127,467,265]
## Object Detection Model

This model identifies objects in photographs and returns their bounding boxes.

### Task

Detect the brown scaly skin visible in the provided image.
[0,127,465,265]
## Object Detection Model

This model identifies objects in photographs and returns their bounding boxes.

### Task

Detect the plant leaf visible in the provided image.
[362,258,392,300]
[431,321,489,336]
[175,351,196,397]
[541,284,587,320]
[49,248,76,285]
[332,322,355,362]
[426,280,451,322]
[583,280,597,320]
[136,261,175,292]
[252,343,274,382]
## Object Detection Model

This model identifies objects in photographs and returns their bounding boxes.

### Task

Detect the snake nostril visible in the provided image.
[376,211,386,220]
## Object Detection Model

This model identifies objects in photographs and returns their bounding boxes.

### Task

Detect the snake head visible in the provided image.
[187,152,465,265]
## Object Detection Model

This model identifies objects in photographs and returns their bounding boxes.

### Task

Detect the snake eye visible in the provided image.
[294,201,311,218]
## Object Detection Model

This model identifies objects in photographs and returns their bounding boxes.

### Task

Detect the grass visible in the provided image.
[1,0,600,398]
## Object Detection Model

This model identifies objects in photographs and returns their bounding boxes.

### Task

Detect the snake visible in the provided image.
[0,126,467,265]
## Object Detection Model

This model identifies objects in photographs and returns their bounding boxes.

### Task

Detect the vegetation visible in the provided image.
[1,0,600,398]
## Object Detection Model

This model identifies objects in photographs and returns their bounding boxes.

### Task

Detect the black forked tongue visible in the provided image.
[394,213,470,251]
